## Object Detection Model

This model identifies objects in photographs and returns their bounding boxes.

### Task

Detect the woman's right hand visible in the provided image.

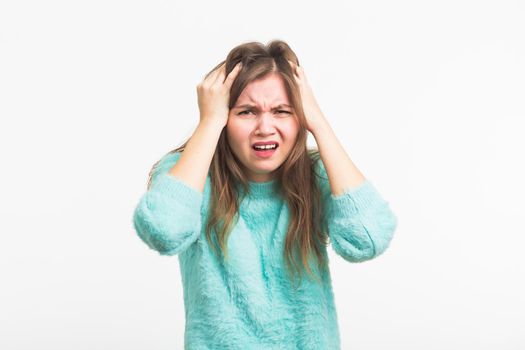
[196,61,242,127]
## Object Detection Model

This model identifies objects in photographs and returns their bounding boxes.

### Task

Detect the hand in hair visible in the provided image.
[197,61,242,127]
[287,59,328,134]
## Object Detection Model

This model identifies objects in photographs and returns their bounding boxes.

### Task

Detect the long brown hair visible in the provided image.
[147,40,329,289]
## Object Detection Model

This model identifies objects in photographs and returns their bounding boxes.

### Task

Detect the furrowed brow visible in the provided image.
[234,104,293,110]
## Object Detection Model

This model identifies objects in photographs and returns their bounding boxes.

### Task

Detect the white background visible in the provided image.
[1,0,524,349]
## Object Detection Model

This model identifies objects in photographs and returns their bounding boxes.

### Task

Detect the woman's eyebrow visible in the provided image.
[234,104,293,110]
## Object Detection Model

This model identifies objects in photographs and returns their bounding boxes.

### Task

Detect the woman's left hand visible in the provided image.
[287,60,328,133]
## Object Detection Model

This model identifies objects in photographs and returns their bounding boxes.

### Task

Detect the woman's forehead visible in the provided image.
[236,75,290,107]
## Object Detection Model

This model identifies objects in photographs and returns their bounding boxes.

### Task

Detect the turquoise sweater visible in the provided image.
[132,151,398,349]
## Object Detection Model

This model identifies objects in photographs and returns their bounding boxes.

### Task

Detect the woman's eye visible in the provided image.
[237,110,291,115]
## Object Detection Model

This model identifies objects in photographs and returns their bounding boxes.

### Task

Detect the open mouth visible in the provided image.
[252,143,279,158]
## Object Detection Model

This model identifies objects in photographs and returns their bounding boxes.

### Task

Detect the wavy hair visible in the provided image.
[147,40,329,289]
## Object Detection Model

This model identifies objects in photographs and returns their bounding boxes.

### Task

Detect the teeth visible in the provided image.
[254,144,277,150]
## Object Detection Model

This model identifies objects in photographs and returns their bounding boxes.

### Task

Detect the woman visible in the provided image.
[133,40,398,350]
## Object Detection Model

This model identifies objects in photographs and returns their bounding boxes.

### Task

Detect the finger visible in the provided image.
[287,59,299,77]
[295,65,305,81]
[213,63,228,85]
[203,61,225,85]
[210,62,227,84]
[223,61,243,87]
[288,59,306,82]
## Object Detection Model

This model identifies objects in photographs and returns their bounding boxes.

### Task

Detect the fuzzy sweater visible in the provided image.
[132,151,398,350]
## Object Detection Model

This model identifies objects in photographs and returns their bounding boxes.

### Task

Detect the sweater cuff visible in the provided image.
[330,180,387,215]
[149,172,203,210]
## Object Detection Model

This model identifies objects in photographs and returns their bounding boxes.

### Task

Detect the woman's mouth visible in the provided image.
[252,143,278,159]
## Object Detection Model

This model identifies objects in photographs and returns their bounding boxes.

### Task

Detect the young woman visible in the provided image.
[133,40,398,350]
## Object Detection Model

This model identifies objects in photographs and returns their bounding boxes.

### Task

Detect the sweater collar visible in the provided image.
[237,179,280,198]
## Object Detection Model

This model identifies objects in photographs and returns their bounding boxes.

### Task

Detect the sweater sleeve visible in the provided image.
[132,151,204,256]
[315,159,398,262]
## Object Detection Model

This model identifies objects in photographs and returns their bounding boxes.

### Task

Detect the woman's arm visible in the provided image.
[312,119,398,262]
[133,152,205,256]
[286,59,397,262]
[132,118,222,255]
[168,119,225,193]
[133,61,242,255]
[312,120,367,196]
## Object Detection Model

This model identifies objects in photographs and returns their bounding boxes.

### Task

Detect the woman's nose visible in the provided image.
[255,113,276,134]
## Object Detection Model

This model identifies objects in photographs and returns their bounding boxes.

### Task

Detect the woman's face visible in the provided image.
[227,72,300,183]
